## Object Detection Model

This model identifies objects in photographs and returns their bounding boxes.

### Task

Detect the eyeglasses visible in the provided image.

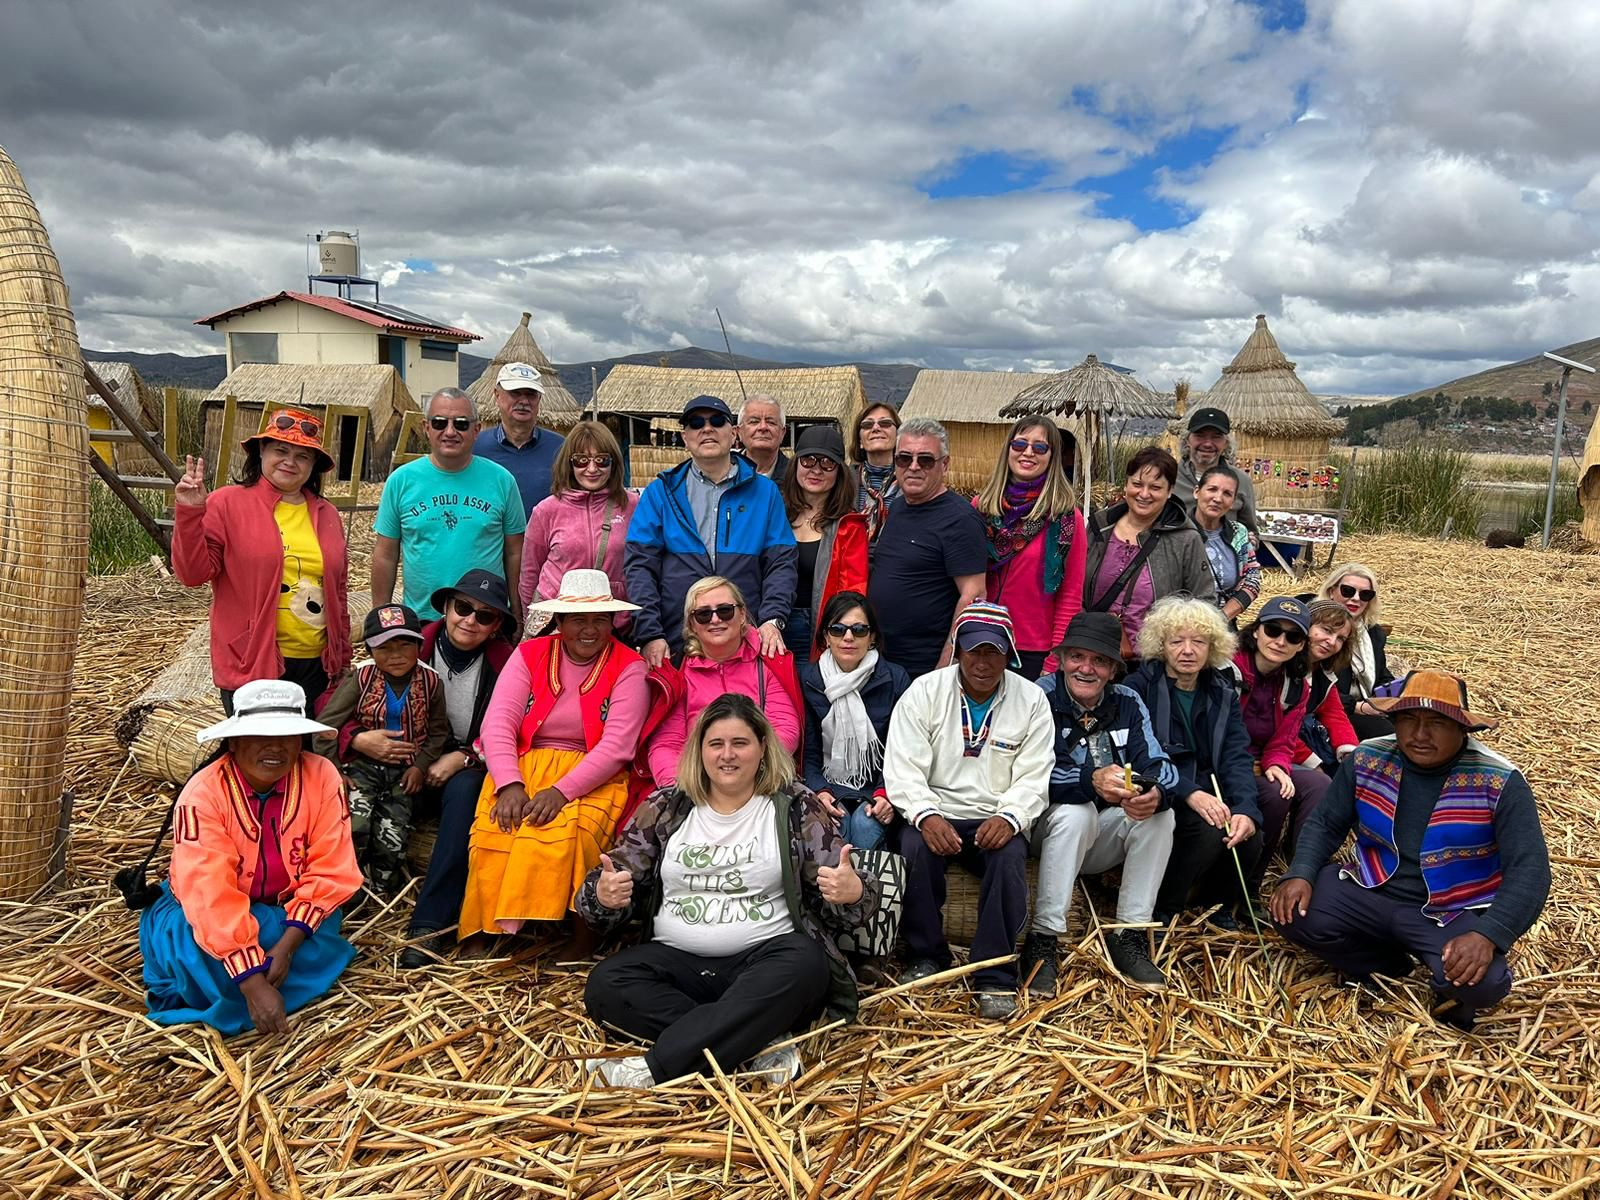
[429,416,473,432]
[1261,623,1307,646]
[682,413,730,430]
[571,455,613,469]
[1009,438,1051,455]
[268,412,321,438]
[690,602,741,626]
[894,452,941,470]
[1337,584,1376,602]
[451,598,501,623]
[827,622,872,638]
[859,417,898,430]
[797,455,839,472]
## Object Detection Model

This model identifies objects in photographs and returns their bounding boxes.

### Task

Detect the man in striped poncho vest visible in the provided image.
[1270,670,1550,1032]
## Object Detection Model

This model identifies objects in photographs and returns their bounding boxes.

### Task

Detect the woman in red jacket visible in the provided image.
[172,409,351,714]
[1295,598,1361,775]
[779,426,871,659]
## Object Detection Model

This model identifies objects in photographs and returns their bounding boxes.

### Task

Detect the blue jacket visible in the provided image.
[1122,660,1263,827]
[623,456,798,653]
[1037,675,1180,809]
[798,656,911,804]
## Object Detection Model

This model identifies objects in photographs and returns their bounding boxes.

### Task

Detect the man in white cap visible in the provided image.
[473,361,566,518]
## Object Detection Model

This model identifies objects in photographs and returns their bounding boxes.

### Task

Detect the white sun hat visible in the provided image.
[195,679,336,743]
[530,568,641,616]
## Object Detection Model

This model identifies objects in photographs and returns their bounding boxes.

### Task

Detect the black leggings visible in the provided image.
[219,656,329,716]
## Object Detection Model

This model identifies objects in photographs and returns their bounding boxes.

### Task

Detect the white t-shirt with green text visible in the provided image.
[653,795,796,957]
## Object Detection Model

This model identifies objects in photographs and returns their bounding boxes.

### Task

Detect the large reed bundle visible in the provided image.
[128,703,223,785]
[0,145,91,899]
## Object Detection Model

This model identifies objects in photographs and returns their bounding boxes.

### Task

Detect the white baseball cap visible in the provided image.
[496,362,546,393]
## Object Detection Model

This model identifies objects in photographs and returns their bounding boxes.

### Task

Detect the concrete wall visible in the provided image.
[213,302,462,393]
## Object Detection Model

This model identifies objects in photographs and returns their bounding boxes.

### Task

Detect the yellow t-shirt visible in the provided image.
[275,500,327,659]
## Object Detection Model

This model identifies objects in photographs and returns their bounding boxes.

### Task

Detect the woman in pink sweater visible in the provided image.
[462,570,651,935]
[971,418,1086,680]
[519,421,638,632]
[647,576,802,787]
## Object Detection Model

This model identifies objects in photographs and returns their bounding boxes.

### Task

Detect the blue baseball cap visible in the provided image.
[680,394,733,420]
[1256,595,1311,635]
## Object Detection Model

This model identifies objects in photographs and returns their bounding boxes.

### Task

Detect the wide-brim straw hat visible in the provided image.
[1368,669,1497,732]
[195,679,334,743]
[530,568,640,615]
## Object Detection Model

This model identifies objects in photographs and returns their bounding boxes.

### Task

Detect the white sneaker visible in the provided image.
[585,1055,657,1089]
[747,1044,802,1085]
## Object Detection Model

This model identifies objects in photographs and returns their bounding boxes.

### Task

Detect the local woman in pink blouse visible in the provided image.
[460,570,650,934]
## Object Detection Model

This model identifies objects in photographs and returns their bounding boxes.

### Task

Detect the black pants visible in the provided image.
[1012,650,1049,681]
[584,931,830,1082]
[896,818,1029,990]
[408,766,486,934]
[1155,800,1264,915]
[220,656,328,716]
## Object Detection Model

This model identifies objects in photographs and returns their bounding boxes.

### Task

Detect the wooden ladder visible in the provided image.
[83,362,183,556]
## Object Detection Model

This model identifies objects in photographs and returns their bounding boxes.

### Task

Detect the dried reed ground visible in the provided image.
[2,535,1597,1199]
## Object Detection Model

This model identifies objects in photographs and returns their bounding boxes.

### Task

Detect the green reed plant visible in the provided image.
[1342,442,1483,537]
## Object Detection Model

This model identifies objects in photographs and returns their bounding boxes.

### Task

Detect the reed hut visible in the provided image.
[199,363,416,485]
[467,311,581,431]
[0,144,91,899]
[594,364,866,484]
[85,360,165,473]
[1190,314,1345,508]
[1580,414,1600,543]
[899,369,1066,493]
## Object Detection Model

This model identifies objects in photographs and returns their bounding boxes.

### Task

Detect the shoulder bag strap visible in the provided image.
[592,500,619,571]
[1089,532,1159,612]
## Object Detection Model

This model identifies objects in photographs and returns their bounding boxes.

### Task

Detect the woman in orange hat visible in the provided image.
[172,408,352,714]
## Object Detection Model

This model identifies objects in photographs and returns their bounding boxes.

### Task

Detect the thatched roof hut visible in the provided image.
[594,364,866,484]
[200,363,416,484]
[1188,315,1345,507]
[1580,415,1600,543]
[467,312,581,431]
[85,360,165,474]
[899,369,1067,492]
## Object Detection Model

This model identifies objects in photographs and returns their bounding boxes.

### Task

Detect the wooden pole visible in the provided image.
[86,450,172,555]
[83,361,182,480]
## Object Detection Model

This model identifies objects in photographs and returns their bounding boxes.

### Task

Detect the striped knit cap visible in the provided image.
[953,601,1021,668]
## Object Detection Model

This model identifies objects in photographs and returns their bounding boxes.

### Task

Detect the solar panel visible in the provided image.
[345,299,452,328]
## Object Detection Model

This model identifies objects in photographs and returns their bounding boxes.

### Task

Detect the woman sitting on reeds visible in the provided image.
[972,417,1087,680]
[578,693,879,1088]
[1189,464,1261,623]
[123,680,361,1036]
[1124,596,1261,929]
[459,570,652,938]
[1083,446,1215,660]
[779,426,871,657]
[171,409,351,715]
[1315,562,1395,740]
[1293,599,1361,777]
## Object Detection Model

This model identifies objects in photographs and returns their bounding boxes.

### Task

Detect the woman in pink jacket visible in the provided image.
[972,418,1086,680]
[171,409,351,714]
[519,421,638,634]
[647,576,802,787]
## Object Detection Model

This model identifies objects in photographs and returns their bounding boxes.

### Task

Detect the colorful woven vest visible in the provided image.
[1350,736,1512,924]
[352,662,439,746]
[517,635,640,754]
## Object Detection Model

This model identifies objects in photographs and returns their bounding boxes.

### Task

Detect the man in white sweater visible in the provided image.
[884,602,1054,1019]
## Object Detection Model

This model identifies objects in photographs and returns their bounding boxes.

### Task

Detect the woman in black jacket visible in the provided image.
[1315,562,1394,739]
[1125,596,1263,926]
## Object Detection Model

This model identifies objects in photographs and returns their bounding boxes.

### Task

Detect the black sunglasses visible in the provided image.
[690,602,741,626]
[894,451,940,470]
[451,598,501,623]
[682,413,730,430]
[429,416,473,432]
[797,454,839,471]
[1262,622,1307,646]
[1337,583,1376,602]
[571,455,613,469]
[1009,438,1051,455]
[827,622,872,638]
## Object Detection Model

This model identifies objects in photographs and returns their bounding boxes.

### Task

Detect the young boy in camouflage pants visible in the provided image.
[316,605,449,895]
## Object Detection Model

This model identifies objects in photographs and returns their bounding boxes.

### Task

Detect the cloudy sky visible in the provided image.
[4,0,1598,394]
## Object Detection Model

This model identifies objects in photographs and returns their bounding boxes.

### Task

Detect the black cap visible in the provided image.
[1055,611,1125,663]
[363,603,424,647]
[680,394,733,420]
[794,424,846,467]
[430,569,518,639]
[1187,406,1231,434]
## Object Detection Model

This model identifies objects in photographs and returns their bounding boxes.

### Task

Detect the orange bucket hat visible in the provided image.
[243,407,335,472]
[1368,669,1496,732]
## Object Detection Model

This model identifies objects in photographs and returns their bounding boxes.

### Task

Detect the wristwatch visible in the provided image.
[768,616,787,632]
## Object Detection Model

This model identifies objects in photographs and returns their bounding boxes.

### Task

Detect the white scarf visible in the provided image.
[819,648,883,790]
[1349,623,1376,696]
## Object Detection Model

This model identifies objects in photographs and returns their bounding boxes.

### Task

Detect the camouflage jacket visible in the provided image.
[575,782,881,1021]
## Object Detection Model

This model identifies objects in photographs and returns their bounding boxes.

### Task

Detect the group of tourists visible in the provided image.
[132,372,1551,1083]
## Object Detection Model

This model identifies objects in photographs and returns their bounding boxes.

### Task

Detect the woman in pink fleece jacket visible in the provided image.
[519,421,638,630]
[647,577,802,787]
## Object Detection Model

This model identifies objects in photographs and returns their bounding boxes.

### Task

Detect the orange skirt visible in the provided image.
[459,748,630,935]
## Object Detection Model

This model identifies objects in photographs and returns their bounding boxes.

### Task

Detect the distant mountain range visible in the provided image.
[1394,336,1600,408]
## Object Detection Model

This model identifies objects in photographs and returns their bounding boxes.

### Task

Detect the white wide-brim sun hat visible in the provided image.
[195,679,336,743]
[531,568,642,616]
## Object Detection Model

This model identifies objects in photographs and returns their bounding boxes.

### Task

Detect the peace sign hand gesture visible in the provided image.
[175,456,207,508]
[817,844,864,905]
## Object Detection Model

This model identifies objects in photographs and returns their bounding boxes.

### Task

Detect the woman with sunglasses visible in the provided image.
[460,570,652,938]
[1189,464,1261,623]
[779,426,871,657]
[1232,597,1330,885]
[520,421,638,636]
[972,418,1086,680]
[1316,562,1394,739]
[646,577,802,788]
[849,402,901,522]
[173,408,351,715]
[400,570,520,967]
[796,591,909,849]
[1291,599,1361,778]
